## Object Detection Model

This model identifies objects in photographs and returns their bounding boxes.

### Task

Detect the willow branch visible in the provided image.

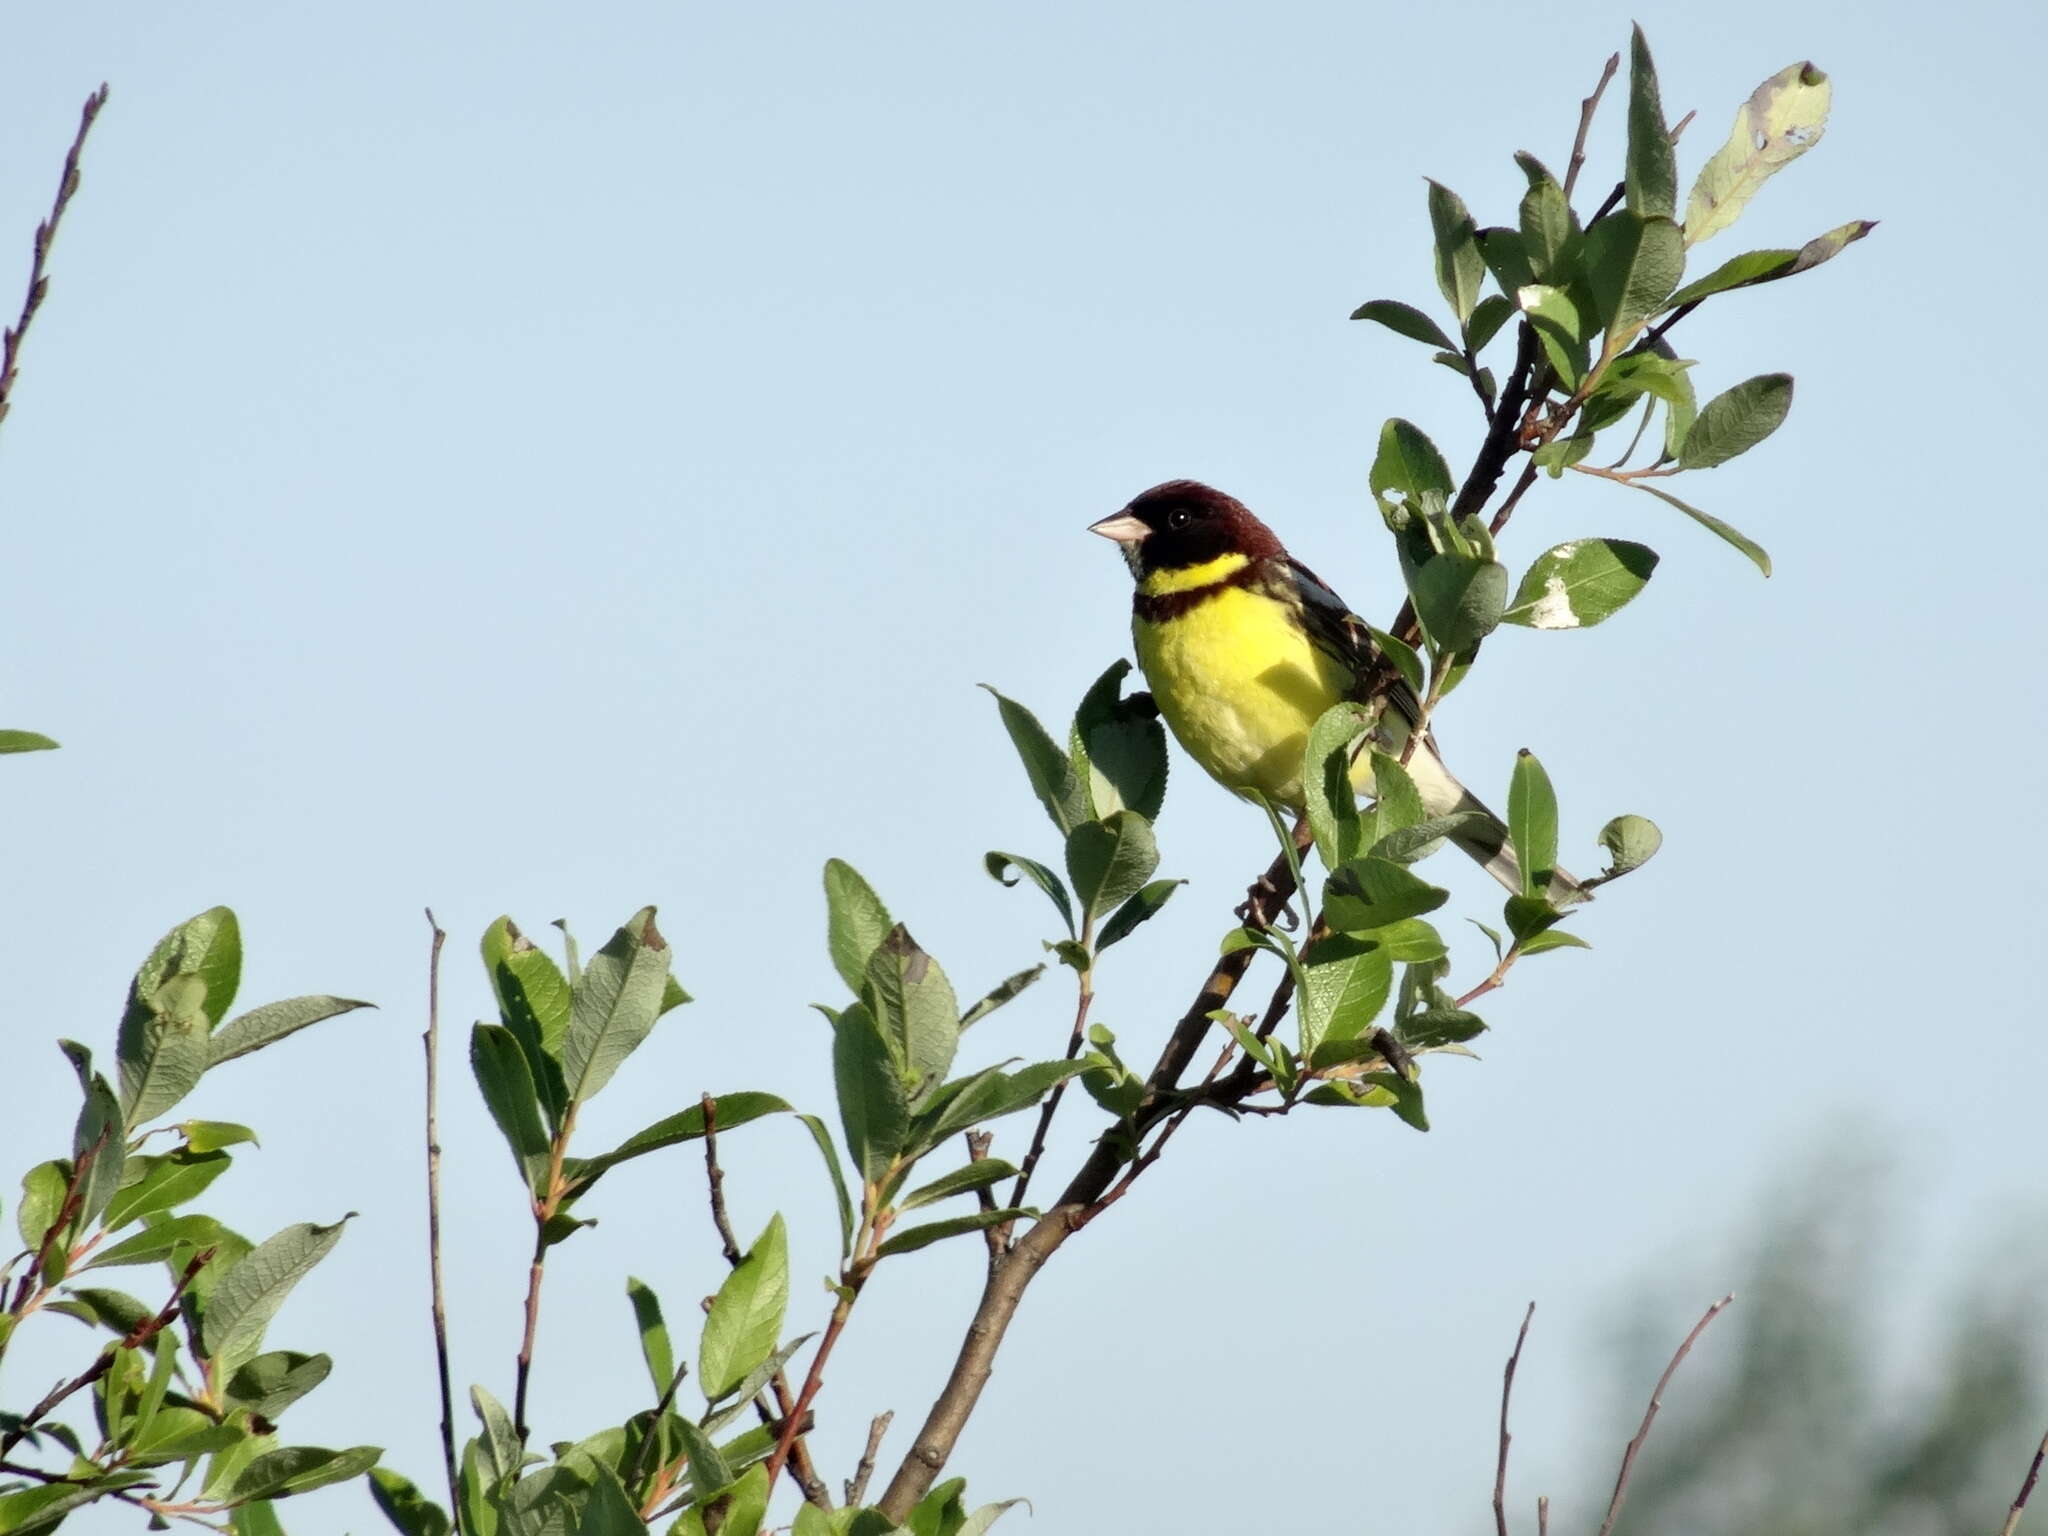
[2000,1427,2048,1536]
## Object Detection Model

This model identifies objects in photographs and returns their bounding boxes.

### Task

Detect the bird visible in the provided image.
[1089,479,1584,905]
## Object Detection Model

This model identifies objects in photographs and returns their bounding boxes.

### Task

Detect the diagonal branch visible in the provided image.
[1595,1295,1733,1536]
[2001,1427,2048,1536]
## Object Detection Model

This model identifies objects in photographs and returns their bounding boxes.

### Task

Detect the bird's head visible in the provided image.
[1088,480,1283,579]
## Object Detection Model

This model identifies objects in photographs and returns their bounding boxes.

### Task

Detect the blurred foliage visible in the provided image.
[1586,1158,2044,1536]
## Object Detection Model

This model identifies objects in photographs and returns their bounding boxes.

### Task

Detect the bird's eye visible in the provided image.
[1167,509,1193,530]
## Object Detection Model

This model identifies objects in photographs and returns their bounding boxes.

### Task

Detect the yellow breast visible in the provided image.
[1134,577,1351,809]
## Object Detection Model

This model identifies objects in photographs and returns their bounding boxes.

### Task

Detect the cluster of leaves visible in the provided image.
[0,909,373,1534]
[367,900,1047,1536]
[1358,32,1866,591]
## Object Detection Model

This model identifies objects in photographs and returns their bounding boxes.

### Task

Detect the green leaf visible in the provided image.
[1426,180,1485,323]
[700,1214,789,1402]
[561,1092,793,1193]
[15,1159,68,1255]
[1359,751,1431,853]
[59,1044,125,1232]
[1625,25,1677,219]
[862,925,960,1101]
[1598,813,1664,876]
[209,996,372,1070]
[1584,212,1684,342]
[1518,929,1591,956]
[470,1384,521,1486]
[227,1444,383,1502]
[1627,482,1771,575]
[368,1468,452,1536]
[1506,750,1559,897]
[1069,658,1168,821]
[1476,226,1533,302]
[1665,220,1874,309]
[1349,298,1455,350]
[482,918,573,1127]
[1365,626,1425,697]
[224,1351,333,1420]
[1064,811,1160,925]
[671,1416,735,1501]
[925,1060,1089,1143]
[178,1121,260,1154]
[1466,292,1516,353]
[625,1277,673,1401]
[1296,933,1394,1054]
[901,1159,1019,1210]
[55,1286,153,1334]
[982,685,1088,835]
[1502,539,1658,630]
[1369,418,1455,510]
[700,1333,817,1437]
[1303,702,1373,871]
[1406,551,1507,655]
[231,1499,287,1536]
[1095,879,1184,951]
[823,860,895,996]
[118,907,244,1123]
[1504,893,1563,945]
[1515,283,1589,389]
[0,729,58,753]
[982,852,1074,938]
[1680,373,1793,469]
[470,1024,550,1194]
[1371,810,1493,867]
[201,1217,353,1377]
[959,964,1046,1027]
[832,1002,909,1182]
[560,907,671,1104]
[878,1208,1032,1258]
[1399,1008,1488,1049]
[1324,858,1448,932]
[83,1212,226,1271]
[1518,165,1576,283]
[1685,61,1833,245]
[103,1149,231,1230]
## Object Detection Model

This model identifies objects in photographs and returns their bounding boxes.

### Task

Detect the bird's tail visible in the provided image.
[1385,738,1591,908]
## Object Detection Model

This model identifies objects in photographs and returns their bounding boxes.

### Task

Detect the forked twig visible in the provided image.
[1595,1295,1734,1536]
[846,1410,894,1507]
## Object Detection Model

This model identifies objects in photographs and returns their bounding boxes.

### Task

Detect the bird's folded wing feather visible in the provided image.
[1279,556,1423,729]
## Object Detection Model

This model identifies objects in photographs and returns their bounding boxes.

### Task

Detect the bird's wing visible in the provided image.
[1276,556,1423,728]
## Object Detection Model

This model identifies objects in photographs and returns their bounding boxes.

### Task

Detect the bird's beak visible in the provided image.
[1088,511,1148,545]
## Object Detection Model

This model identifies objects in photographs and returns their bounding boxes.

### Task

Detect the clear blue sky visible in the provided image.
[2,1,2042,1531]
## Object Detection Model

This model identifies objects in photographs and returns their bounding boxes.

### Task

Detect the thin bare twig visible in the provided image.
[421,911,462,1535]
[700,1095,830,1510]
[1562,53,1620,201]
[846,1410,894,1506]
[1595,1295,1734,1536]
[0,85,108,436]
[965,1132,1003,1274]
[701,1094,743,1265]
[2000,1427,2048,1536]
[1006,918,1095,1226]
[1495,1303,1536,1536]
